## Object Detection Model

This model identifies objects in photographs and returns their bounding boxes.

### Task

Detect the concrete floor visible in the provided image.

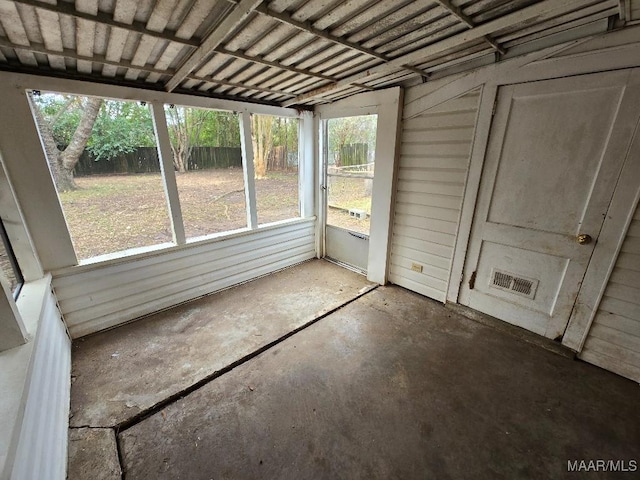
[69,259,639,479]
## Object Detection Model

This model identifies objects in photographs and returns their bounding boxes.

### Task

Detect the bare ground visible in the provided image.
[327,176,372,235]
[60,169,299,260]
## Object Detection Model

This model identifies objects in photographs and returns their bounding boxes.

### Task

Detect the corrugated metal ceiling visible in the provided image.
[0,0,627,107]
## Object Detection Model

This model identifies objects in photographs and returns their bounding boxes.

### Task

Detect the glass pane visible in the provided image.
[251,114,300,225]
[326,115,377,235]
[0,222,21,294]
[164,105,246,239]
[30,92,172,261]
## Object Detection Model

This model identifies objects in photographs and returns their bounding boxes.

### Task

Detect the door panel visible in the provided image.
[325,225,368,272]
[487,88,620,234]
[460,71,640,339]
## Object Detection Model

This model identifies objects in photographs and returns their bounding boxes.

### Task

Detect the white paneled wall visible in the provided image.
[389,90,480,302]
[580,200,640,382]
[9,286,71,480]
[54,219,316,338]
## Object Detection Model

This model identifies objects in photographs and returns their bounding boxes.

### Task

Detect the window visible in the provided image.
[326,115,377,235]
[29,92,172,260]
[27,89,306,264]
[251,114,300,225]
[164,105,247,239]
[0,220,23,298]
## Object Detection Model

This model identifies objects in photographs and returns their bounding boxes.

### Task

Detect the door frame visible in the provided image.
[315,87,403,284]
[562,111,640,351]
[446,67,640,351]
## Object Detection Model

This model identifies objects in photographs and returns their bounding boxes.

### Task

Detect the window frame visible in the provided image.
[14,74,308,268]
[0,219,24,299]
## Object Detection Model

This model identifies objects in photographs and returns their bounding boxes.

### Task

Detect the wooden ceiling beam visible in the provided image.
[10,0,199,47]
[0,37,171,75]
[165,0,263,91]
[223,0,430,80]
[0,39,299,98]
[283,0,586,106]
[434,0,506,55]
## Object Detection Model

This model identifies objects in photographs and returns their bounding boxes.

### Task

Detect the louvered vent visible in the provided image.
[490,269,538,299]
[493,271,512,289]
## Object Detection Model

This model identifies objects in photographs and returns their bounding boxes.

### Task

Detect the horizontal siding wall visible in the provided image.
[10,287,71,480]
[54,220,316,338]
[389,90,480,302]
[580,201,640,382]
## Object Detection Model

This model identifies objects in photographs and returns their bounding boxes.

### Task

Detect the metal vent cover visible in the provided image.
[490,269,538,299]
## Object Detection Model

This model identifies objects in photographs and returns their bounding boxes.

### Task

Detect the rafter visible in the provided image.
[283,0,586,106]
[7,0,422,96]
[0,37,171,75]
[250,3,430,79]
[10,0,199,47]
[214,47,336,82]
[434,0,506,55]
[165,0,264,91]
[0,39,302,98]
[188,75,296,97]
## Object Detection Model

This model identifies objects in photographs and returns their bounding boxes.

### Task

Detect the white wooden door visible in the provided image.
[459,70,640,339]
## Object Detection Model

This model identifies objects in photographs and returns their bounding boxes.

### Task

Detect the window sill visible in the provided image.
[53,216,316,276]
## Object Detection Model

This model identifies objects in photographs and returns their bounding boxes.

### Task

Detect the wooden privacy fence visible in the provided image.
[338,143,369,167]
[187,147,243,171]
[267,145,298,171]
[74,146,243,176]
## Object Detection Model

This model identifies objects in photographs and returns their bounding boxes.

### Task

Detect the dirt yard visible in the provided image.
[60,169,299,260]
[326,176,372,235]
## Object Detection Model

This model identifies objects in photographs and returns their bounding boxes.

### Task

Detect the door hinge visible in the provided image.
[468,270,477,290]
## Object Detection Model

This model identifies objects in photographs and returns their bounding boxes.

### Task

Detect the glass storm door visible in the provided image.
[323,114,378,273]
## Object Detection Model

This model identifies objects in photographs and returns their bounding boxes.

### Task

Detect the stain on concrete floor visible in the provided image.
[67,428,120,480]
[69,260,640,479]
[70,259,373,428]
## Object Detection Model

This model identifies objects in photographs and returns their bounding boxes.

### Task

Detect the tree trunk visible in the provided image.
[57,97,102,190]
[28,93,102,191]
[252,115,272,179]
[29,92,61,184]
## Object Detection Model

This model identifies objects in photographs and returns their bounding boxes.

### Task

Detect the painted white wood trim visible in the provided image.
[367,88,403,285]
[563,103,640,351]
[8,283,70,480]
[1,275,70,480]
[315,88,384,118]
[52,217,313,276]
[0,272,27,352]
[299,111,315,220]
[508,34,640,85]
[240,111,258,229]
[316,87,403,283]
[315,114,325,259]
[150,102,185,245]
[0,85,77,270]
[0,157,43,282]
[0,71,300,118]
[447,84,497,303]
[402,43,572,119]
[0,278,49,479]
[403,25,640,120]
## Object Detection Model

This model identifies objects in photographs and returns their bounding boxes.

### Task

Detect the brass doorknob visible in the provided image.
[577,234,592,245]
